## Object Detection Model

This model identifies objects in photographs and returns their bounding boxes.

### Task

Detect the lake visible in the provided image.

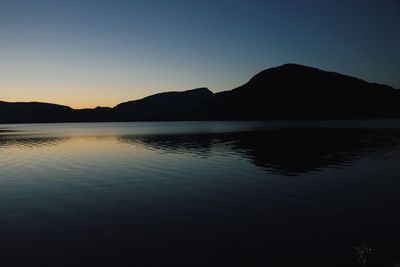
[0,121,400,266]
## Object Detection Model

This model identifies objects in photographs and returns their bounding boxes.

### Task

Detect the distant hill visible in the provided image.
[113,87,213,121]
[1,64,400,123]
[193,64,400,120]
[0,101,74,123]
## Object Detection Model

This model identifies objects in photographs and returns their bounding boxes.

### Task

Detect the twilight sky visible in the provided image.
[0,0,399,108]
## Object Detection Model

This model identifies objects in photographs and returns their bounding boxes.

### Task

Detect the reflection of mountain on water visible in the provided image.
[230,129,400,175]
[119,128,400,176]
[118,134,215,157]
[0,135,68,149]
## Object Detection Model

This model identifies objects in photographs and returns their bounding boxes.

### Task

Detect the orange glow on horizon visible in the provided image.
[1,97,119,109]
[1,94,146,109]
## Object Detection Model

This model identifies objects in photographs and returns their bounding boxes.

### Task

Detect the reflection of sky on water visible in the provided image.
[2,123,400,176]
[1,122,400,266]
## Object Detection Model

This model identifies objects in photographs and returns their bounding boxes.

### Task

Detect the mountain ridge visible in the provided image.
[1,64,399,123]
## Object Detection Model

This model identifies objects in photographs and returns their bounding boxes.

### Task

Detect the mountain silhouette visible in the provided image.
[193,64,400,120]
[0,101,73,123]
[113,87,213,121]
[1,64,400,123]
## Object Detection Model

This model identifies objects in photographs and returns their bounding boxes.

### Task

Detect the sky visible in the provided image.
[0,0,399,108]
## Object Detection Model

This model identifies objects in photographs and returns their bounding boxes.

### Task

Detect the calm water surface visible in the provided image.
[1,121,400,266]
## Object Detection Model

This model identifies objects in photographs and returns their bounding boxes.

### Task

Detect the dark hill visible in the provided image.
[194,64,400,120]
[113,87,213,121]
[0,101,74,123]
[1,64,400,123]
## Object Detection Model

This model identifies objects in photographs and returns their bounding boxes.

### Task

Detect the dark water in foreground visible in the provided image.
[0,121,400,267]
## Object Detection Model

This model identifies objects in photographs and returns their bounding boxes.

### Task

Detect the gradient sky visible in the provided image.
[0,0,399,108]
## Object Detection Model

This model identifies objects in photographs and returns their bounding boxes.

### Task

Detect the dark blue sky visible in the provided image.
[1,0,399,108]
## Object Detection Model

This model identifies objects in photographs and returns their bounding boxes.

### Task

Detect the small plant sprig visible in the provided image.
[355,241,372,267]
